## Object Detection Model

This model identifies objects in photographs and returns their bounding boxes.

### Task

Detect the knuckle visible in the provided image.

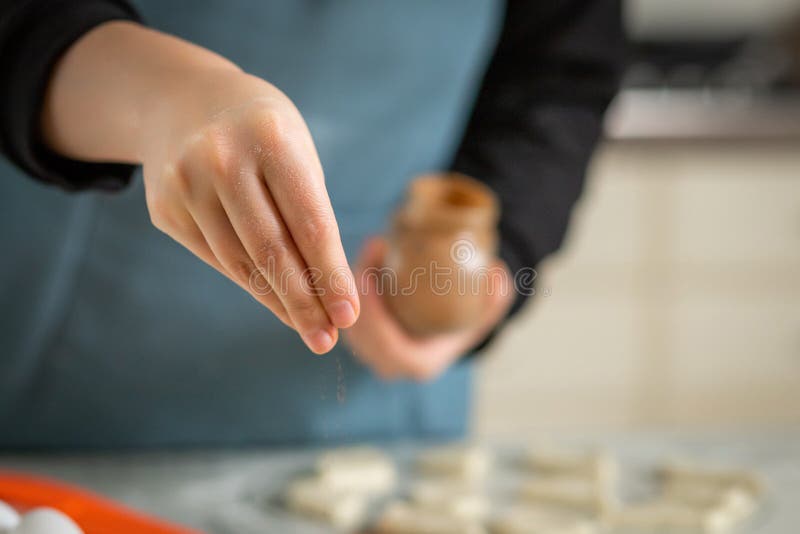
[251,109,301,164]
[254,238,291,269]
[249,269,274,296]
[193,126,236,184]
[231,259,257,285]
[285,296,322,324]
[300,209,335,244]
[146,197,171,232]
[253,107,290,143]
[172,168,194,199]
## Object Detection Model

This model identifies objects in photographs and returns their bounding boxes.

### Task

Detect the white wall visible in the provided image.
[625,0,800,40]
[475,140,800,438]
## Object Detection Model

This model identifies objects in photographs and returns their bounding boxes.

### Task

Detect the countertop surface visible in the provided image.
[1,429,798,533]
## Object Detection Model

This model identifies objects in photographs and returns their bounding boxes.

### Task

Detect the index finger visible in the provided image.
[260,130,359,330]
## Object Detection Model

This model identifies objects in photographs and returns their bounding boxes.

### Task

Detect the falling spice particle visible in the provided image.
[336,355,347,404]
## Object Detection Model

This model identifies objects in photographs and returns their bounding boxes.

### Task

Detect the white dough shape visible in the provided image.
[662,482,759,529]
[285,476,368,531]
[525,448,617,483]
[416,445,492,482]
[491,505,597,534]
[0,500,20,532]
[519,477,610,516]
[15,508,84,534]
[666,484,757,513]
[317,446,397,494]
[610,501,736,534]
[659,461,764,498]
[409,479,490,521]
[317,446,389,470]
[710,488,757,524]
[377,501,486,534]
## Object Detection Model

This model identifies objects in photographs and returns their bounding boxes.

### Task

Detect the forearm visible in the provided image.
[452,0,626,316]
[37,19,359,352]
[41,20,241,164]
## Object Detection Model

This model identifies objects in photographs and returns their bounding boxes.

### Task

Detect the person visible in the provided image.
[0,1,625,449]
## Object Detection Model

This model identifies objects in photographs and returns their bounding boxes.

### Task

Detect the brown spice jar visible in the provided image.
[383,173,500,337]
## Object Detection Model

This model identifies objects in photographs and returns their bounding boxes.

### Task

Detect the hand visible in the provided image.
[137,69,359,354]
[344,238,515,381]
[42,22,359,354]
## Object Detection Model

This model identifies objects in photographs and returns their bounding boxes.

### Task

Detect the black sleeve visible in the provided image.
[452,0,627,319]
[0,0,140,191]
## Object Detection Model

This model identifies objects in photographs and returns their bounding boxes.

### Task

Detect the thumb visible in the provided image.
[477,260,516,334]
[355,236,388,274]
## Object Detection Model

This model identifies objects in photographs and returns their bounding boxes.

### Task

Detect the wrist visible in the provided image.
[135,63,244,161]
[42,20,243,164]
[127,30,244,162]
[137,67,292,172]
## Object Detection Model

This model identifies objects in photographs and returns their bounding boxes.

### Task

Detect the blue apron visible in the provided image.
[0,0,503,448]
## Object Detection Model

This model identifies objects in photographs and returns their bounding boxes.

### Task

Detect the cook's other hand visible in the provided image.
[42,22,359,354]
[344,238,514,381]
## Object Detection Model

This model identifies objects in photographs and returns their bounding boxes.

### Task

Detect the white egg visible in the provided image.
[0,500,20,532]
[14,508,83,534]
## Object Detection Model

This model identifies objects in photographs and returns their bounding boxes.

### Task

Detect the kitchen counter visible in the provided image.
[1,430,798,533]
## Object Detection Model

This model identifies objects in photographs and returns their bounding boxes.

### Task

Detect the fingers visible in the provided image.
[184,195,295,329]
[170,129,338,354]
[347,246,408,379]
[353,239,413,347]
[159,205,226,273]
[214,164,337,354]
[259,126,359,329]
[346,239,514,382]
[402,262,513,379]
[146,173,293,329]
[348,237,451,381]
[144,94,357,353]
[356,236,387,272]
[476,260,515,334]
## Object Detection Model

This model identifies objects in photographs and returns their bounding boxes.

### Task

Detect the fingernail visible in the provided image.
[304,329,334,354]
[328,300,357,328]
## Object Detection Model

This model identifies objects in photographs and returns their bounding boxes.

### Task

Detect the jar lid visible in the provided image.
[396,173,500,231]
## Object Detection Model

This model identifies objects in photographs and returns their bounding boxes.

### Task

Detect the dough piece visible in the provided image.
[317,446,391,471]
[14,508,84,534]
[0,500,20,533]
[659,462,764,498]
[610,501,737,534]
[663,484,758,524]
[317,446,397,494]
[491,505,597,534]
[409,479,490,521]
[525,448,616,483]
[416,445,492,482]
[518,477,611,516]
[376,501,486,534]
[284,476,369,531]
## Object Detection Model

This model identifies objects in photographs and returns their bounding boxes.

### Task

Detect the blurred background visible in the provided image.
[476,0,800,437]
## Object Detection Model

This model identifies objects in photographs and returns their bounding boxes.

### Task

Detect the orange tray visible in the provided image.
[0,470,204,534]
